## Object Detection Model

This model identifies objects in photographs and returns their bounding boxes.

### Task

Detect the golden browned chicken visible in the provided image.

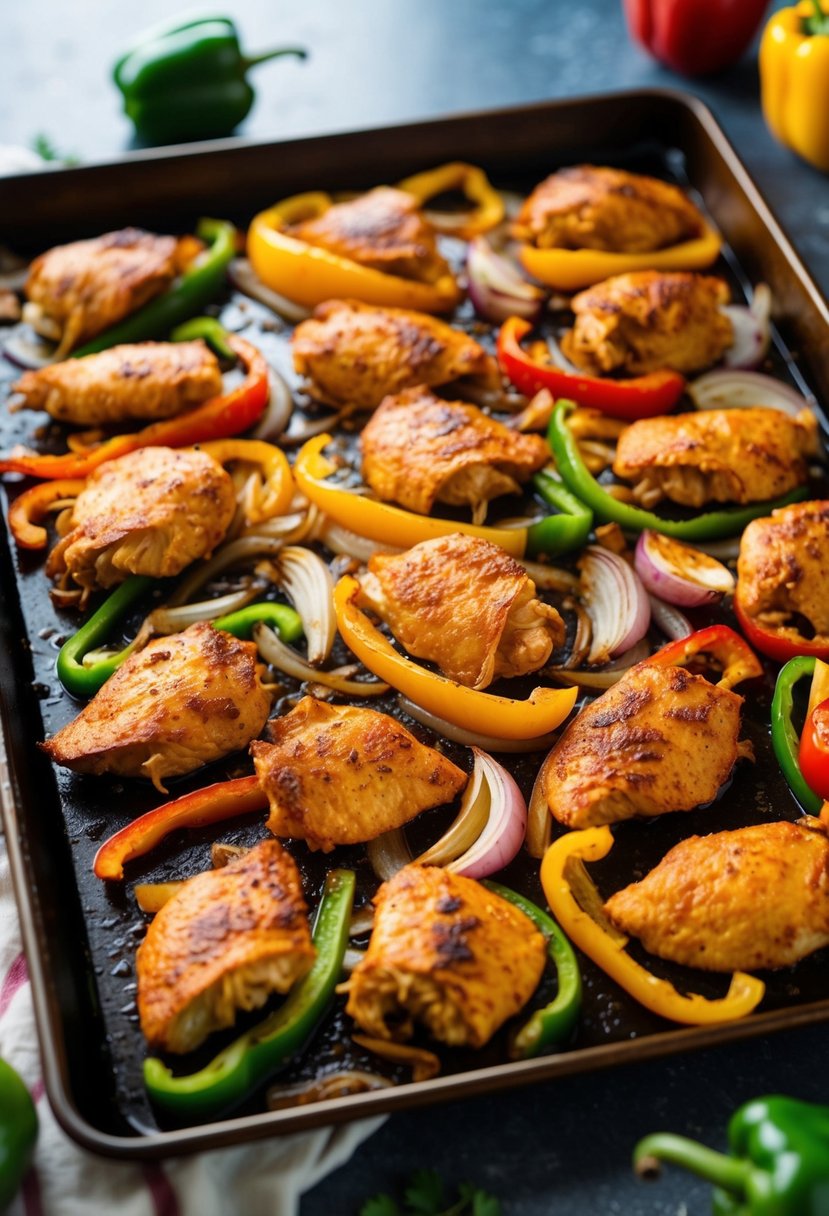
[512,165,705,253]
[542,662,751,829]
[561,271,732,376]
[251,696,466,852]
[736,500,829,650]
[11,341,222,427]
[289,188,451,285]
[613,407,818,509]
[605,820,829,971]
[357,533,564,689]
[361,387,550,521]
[24,228,201,359]
[43,622,272,791]
[344,864,547,1047]
[292,299,499,410]
[46,446,236,599]
[137,839,315,1053]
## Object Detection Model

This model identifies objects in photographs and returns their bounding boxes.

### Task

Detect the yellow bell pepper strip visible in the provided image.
[8,478,85,549]
[540,828,766,1025]
[334,574,577,738]
[760,2,829,174]
[247,193,461,313]
[518,221,722,292]
[197,437,294,521]
[646,624,763,691]
[397,161,505,238]
[0,335,270,481]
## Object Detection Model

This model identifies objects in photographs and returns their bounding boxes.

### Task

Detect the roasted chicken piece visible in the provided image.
[24,228,201,359]
[513,165,705,253]
[344,864,547,1047]
[292,299,499,410]
[542,662,751,829]
[137,839,315,1053]
[736,500,829,650]
[11,341,222,427]
[289,188,452,285]
[251,696,466,852]
[613,407,818,509]
[358,533,564,689]
[361,386,550,521]
[46,445,236,598]
[605,820,829,972]
[561,271,732,376]
[43,622,271,792]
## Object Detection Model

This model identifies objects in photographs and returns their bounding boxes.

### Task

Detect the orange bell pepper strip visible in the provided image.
[518,220,722,292]
[246,193,461,313]
[334,574,577,738]
[197,438,294,521]
[397,161,505,238]
[540,827,766,1026]
[8,479,85,549]
[0,335,269,481]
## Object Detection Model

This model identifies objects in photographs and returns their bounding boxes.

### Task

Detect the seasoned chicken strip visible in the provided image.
[561,271,732,376]
[358,534,564,689]
[11,341,222,426]
[513,166,705,253]
[46,446,236,597]
[614,407,818,509]
[137,839,315,1053]
[344,864,547,1047]
[251,696,466,852]
[542,662,750,829]
[361,386,549,520]
[290,188,452,285]
[605,821,829,972]
[292,299,499,410]
[24,228,201,358]
[42,622,271,791]
[737,500,829,649]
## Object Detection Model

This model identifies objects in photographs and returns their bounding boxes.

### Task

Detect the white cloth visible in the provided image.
[0,839,383,1216]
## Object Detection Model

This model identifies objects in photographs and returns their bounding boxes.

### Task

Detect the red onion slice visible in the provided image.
[579,546,651,663]
[689,368,813,416]
[722,283,771,370]
[647,595,693,641]
[2,323,57,369]
[466,237,545,324]
[635,530,735,608]
[446,749,527,879]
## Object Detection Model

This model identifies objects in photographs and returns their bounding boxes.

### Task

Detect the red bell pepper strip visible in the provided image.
[93,775,268,881]
[623,0,770,77]
[734,590,829,664]
[8,478,85,549]
[497,316,685,420]
[799,697,829,802]
[647,624,763,691]
[0,335,269,481]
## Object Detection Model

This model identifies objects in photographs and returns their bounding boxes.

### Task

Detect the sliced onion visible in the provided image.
[367,828,412,881]
[350,1036,440,1082]
[648,594,693,641]
[266,1071,393,1109]
[466,236,545,324]
[342,947,367,973]
[227,257,311,323]
[722,283,771,369]
[397,695,559,753]
[263,546,335,664]
[254,622,389,695]
[688,368,812,415]
[635,530,735,608]
[2,322,57,369]
[580,546,650,664]
[546,332,582,375]
[168,536,288,606]
[526,751,555,859]
[413,755,490,867]
[250,368,294,440]
[349,905,375,936]
[147,586,260,634]
[549,638,651,689]
[446,749,527,879]
[319,520,401,561]
[520,559,580,593]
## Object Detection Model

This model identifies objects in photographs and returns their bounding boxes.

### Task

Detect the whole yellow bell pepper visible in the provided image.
[760,1,829,173]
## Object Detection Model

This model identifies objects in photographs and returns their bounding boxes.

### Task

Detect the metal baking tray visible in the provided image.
[2,88,829,1159]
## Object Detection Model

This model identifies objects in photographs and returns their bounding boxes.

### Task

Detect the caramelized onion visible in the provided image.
[367,828,412,881]
[466,237,545,324]
[254,622,389,695]
[580,546,650,663]
[635,530,734,607]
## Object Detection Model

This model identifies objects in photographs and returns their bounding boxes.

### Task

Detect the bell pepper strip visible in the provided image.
[483,881,581,1058]
[0,334,270,481]
[334,574,577,738]
[540,827,766,1025]
[197,438,294,521]
[646,625,763,691]
[143,868,355,1120]
[8,478,85,549]
[518,222,722,293]
[213,601,302,642]
[498,317,685,419]
[397,162,505,238]
[548,398,810,539]
[72,218,237,357]
[734,587,829,664]
[771,656,824,815]
[247,194,461,314]
[93,775,268,881]
[530,470,594,556]
[0,1057,38,1212]
[170,315,237,361]
[799,696,829,802]
[57,575,155,699]
[760,2,829,174]
[633,1096,829,1216]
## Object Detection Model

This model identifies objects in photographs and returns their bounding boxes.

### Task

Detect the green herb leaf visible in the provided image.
[360,1193,402,1216]
[404,1168,445,1213]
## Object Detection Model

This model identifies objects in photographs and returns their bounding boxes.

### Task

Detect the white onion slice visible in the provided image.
[466,237,545,324]
[265,546,335,664]
[2,323,57,369]
[148,587,260,634]
[519,559,580,593]
[580,546,651,663]
[689,368,812,416]
[446,749,527,879]
[168,536,287,606]
[413,757,490,867]
[647,595,693,642]
[367,828,412,881]
[319,521,402,562]
[250,368,294,440]
[546,333,582,375]
[227,257,311,322]
[397,695,559,753]
[254,622,389,695]
[634,530,735,608]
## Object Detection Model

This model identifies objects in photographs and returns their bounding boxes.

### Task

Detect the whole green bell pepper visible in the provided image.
[0,1058,38,1211]
[114,16,307,145]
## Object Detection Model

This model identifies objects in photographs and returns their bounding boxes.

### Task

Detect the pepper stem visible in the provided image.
[805,0,829,34]
[633,1134,751,1195]
[243,46,308,71]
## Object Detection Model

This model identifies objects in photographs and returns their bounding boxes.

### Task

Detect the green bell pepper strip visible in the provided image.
[72,218,237,357]
[171,315,237,362]
[547,399,810,540]
[527,469,593,558]
[483,881,581,1058]
[0,1058,38,1211]
[144,868,355,1120]
[113,16,306,145]
[634,1095,829,1216]
[771,656,824,816]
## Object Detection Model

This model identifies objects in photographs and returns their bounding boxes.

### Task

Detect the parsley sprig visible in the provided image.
[360,1169,501,1216]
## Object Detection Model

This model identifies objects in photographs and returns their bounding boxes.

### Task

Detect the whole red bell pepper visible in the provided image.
[623,0,771,76]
